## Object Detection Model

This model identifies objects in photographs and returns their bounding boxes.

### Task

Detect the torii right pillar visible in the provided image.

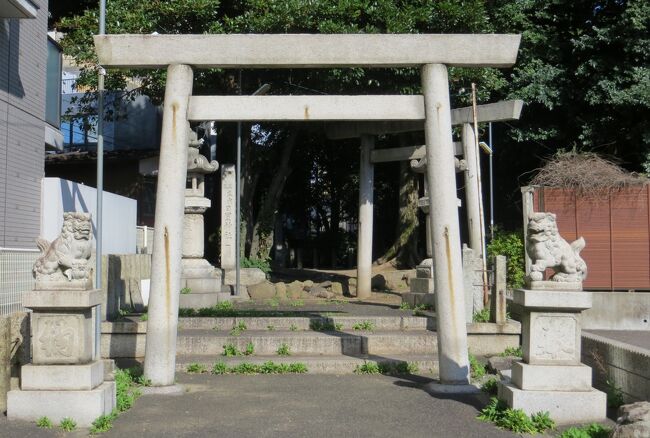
[421,64,470,385]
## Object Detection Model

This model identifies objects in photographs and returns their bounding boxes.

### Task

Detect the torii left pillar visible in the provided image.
[144,64,193,387]
[421,64,470,385]
[356,134,374,299]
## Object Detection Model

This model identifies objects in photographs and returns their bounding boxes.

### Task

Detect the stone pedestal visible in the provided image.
[498,289,606,425]
[8,289,116,427]
[402,258,435,308]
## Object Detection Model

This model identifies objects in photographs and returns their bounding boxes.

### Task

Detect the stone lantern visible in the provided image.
[179,131,229,308]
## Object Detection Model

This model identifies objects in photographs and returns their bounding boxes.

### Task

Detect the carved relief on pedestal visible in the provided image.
[36,315,78,360]
[32,212,93,290]
[530,314,577,362]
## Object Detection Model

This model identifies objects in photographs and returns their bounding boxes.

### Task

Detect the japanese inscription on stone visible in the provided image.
[221,164,236,269]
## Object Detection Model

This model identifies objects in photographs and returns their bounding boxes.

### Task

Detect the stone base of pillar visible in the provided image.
[498,289,606,425]
[8,288,116,427]
[401,292,436,308]
[498,382,606,425]
[223,268,266,287]
[179,258,225,309]
[8,381,116,427]
[425,381,481,394]
[403,258,435,308]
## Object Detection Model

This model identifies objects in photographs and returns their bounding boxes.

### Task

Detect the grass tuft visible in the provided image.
[36,416,53,429]
[186,362,207,374]
[277,343,291,356]
[60,417,77,432]
[351,320,375,332]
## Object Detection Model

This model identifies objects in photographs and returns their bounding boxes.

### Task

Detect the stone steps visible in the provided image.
[175,353,439,375]
[177,315,435,331]
[176,329,438,356]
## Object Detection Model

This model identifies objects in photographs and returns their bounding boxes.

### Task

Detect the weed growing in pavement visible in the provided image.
[36,416,53,429]
[277,343,291,356]
[60,418,77,432]
[352,320,375,332]
[186,363,207,373]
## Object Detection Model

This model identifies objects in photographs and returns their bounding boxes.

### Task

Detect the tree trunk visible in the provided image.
[376,160,420,268]
[249,130,298,260]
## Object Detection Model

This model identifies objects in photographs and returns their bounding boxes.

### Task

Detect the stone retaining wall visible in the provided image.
[94,254,152,320]
[581,332,650,402]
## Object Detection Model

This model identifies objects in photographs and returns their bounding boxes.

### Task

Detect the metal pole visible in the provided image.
[489,122,494,240]
[235,70,242,296]
[95,0,106,360]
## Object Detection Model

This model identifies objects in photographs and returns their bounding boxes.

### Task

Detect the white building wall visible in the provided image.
[41,177,137,254]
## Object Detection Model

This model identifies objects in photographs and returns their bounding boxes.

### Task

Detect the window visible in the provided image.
[61,115,98,147]
[45,38,62,128]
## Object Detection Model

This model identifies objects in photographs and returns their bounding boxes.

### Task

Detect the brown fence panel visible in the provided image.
[610,187,649,289]
[576,195,612,289]
[532,185,650,291]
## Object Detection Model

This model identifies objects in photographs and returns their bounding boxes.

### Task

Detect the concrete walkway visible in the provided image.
[1,374,516,438]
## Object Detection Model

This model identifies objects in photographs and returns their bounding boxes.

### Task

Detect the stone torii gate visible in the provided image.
[325,100,524,299]
[94,33,520,388]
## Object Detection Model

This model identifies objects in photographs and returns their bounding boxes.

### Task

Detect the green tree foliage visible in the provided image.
[487,228,525,288]
[54,0,650,255]
[487,0,650,192]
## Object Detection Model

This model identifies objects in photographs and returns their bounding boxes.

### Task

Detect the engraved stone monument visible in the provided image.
[8,212,116,427]
[180,131,229,308]
[498,212,606,425]
[220,164,236,271]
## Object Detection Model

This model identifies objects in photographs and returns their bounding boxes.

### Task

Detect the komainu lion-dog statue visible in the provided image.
[526,212,587,285]
[33,212,93,290]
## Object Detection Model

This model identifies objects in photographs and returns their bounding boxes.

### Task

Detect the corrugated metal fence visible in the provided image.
[524,185,650,290]
[0,248,39,316]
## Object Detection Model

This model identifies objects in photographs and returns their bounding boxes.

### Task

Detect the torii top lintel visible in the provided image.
[93,34,521,69]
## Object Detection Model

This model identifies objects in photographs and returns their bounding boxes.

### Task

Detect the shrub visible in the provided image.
[487,227,525,289]
[241,257,271,275]
[472,308,490,323]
